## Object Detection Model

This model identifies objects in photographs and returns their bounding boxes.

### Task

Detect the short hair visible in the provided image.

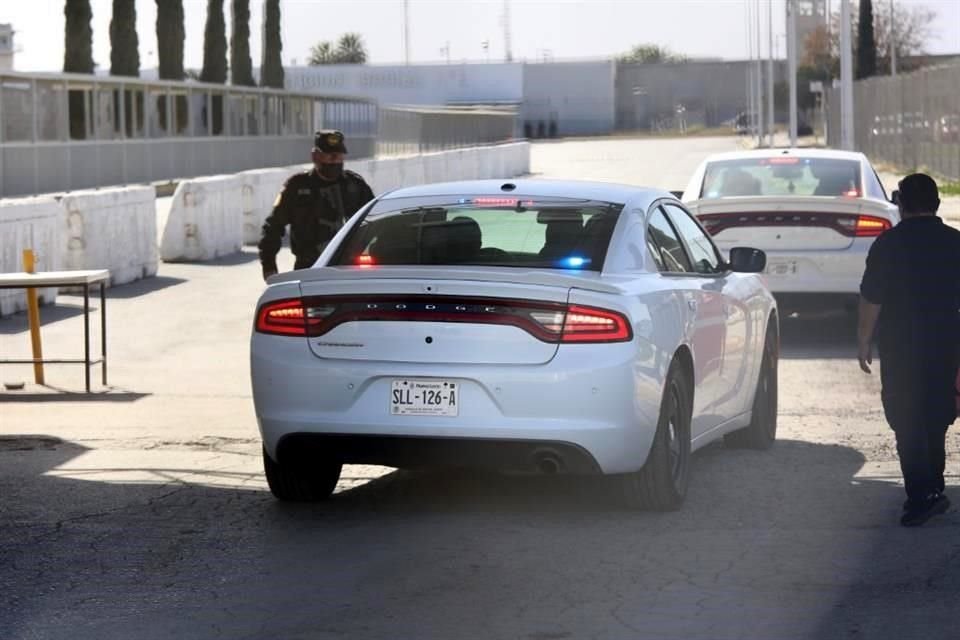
[898,173,940,214]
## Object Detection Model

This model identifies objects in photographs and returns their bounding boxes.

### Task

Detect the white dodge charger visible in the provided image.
[681,149,900,312]
[251,180,778,510]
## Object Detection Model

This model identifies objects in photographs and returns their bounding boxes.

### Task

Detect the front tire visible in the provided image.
[263,446,342,502]
[725,323,778,450]
[611,362,692,511]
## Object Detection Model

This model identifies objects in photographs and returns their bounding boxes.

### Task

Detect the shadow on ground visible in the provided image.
[4,432,959,639]
[779,309,859,360]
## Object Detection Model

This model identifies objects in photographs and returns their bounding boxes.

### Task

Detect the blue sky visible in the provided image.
[4,0,959,72]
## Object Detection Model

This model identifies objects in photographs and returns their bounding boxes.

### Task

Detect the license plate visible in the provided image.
[390,379,459,417]
[763,260,798,276]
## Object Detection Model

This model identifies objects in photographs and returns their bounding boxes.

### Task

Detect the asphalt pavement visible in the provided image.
[2,136,959,640]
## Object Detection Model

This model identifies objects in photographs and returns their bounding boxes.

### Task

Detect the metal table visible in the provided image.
[0,269,110,392]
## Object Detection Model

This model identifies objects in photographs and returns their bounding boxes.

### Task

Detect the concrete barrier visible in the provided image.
[60,186,158,287]
[161,142,530,262]
[240,168,290,245]
[160,175,243,262]
[0,197,62,316]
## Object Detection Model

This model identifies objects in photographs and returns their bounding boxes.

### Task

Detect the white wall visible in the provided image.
[0,196,62,315]
[521,61,616,136]
[286,63,525,107]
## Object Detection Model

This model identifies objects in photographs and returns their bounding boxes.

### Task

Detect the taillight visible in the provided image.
[256,296,632,344]
[697,212,891,238]
[559,305,632,343]
[255,298,332,336]
[854,215,891,237]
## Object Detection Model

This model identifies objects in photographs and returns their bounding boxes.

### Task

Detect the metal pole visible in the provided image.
[100,281,107,386]
[890,0,897,76]
[753,0,764,147]
[83,283,90,393]
[403,0,410,65]
[767,0,775,148]
[788,0,798,146]
[746,0,755,137]
[840,0,855,149]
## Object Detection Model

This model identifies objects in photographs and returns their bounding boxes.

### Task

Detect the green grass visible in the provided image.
[940,182,960,196]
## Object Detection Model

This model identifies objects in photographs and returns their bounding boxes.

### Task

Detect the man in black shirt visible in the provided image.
[858,173,960,526]
[258,130,375,281]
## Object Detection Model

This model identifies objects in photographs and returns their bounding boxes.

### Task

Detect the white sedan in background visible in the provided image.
[681,149,900,312]
[251,180,778,510]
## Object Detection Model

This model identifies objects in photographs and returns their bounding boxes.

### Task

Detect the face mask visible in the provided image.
[318,163,344,181]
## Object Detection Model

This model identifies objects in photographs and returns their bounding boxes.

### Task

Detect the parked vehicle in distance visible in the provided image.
[681,149,900,312]
[251,179,778,510]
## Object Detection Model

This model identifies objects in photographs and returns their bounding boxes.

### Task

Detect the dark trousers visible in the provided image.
[891,422,949,503]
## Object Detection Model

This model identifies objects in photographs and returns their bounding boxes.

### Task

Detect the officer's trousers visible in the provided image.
[890,421,950,503]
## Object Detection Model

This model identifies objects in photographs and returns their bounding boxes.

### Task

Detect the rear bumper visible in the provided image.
[756,240,871,295]
[251,335,664,475]
[273,433,602,474]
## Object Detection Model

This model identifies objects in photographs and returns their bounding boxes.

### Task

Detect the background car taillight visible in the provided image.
[698,212,892,238]
[852,215,892,237]
[256,296,632,344]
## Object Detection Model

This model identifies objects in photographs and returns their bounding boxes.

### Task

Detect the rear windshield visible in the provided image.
[331,198,623,271]
[700,157,862,198]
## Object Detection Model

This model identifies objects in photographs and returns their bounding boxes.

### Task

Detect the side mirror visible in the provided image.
[890,189,900,206]
[728,247,766,273]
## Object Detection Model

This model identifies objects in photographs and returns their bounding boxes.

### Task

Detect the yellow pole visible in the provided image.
[23,249,44,385]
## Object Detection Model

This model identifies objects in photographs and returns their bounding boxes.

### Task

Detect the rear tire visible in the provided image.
[263,446,342,502]
[611,361,692,511]
[724,322,778,450]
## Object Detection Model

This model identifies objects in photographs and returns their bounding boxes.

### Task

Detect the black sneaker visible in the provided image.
[904,492,949,512]
[900,493,951,527]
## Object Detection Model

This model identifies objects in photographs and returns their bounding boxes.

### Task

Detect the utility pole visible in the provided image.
[840,0,855,149]
[755,0,764,147]
[788,0,798,146]
[746,0,755,137]
[767,0,775,148]
[403,0,410,65]
[503,0,513,62]
[890,0,897,76]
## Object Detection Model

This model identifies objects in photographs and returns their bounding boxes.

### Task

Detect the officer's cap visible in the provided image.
[314,130,347,154]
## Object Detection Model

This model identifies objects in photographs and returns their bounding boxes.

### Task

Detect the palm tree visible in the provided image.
[308,41,335,65]
[336,33,367,64]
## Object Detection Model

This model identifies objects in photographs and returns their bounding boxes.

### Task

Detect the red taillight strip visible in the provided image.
[562,305,633,343]
[256,295,633,344]
[256,298,323,336]
[698,212,891,238]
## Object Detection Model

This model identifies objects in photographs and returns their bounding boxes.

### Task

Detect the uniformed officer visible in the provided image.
[858,173,960,527]
[258,130,374,281]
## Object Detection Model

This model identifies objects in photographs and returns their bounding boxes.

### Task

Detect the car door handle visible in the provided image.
[687,299,698,311]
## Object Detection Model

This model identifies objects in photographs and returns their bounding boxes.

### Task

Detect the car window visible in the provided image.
[700,156,863,198]
[332,198,624,271]
[866,168,888,201]
[662,204,722,274]
[647,207,692,273]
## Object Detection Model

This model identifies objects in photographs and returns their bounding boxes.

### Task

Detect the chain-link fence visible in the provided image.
[826,64,960,180]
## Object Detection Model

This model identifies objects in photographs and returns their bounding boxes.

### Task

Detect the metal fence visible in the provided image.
[377,105,518,156]
[0,70,378,197]
[826,64,960,180]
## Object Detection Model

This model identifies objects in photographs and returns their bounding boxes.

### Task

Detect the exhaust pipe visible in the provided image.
[533,450,562,475]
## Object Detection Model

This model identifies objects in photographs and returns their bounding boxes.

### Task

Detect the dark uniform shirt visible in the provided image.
[258,169,374,272]
[860,216,960,426]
